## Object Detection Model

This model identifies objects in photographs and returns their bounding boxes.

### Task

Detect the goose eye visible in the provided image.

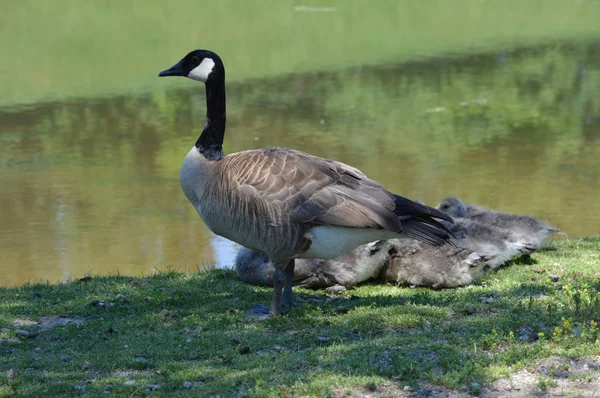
[191,56,200,65]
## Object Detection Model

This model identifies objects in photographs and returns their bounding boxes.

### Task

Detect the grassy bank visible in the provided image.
[2,0,600,107]
[1,237,599,396]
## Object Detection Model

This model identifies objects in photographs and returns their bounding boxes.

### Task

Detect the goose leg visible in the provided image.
[270,266,285,316]
[282,259,295,310]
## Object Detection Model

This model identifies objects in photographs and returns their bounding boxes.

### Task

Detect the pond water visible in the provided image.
[1,40,599,286]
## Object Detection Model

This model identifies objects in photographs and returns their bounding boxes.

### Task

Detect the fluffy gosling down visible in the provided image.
[236,239,486,290]
[436,196,564,251]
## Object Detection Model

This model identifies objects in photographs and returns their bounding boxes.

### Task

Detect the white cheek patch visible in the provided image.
[187,58,215,82]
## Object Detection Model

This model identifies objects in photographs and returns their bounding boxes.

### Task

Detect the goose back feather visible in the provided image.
[182,147,453,263]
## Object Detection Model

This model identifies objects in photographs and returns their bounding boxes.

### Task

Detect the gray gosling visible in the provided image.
[235,201,541,289]
[235,242,388,289]
[443,218,532,269]
[437,196,564,251]
[376,239,487,288]
[236,239,487,290]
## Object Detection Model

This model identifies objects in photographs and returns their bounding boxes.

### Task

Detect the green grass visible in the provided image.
[1,237,599,396]
[2,0,600,107]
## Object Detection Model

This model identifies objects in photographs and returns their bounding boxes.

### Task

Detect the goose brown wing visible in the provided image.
[221,148,443,235]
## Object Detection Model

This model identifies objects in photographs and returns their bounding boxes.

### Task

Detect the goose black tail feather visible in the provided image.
[393,195,453,223]
[401,218,455,246]
[392,195,455,246]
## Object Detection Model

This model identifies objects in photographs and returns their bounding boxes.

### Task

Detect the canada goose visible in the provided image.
[236,239,486,289]
[158,49,453,316]
[436,197,563,251]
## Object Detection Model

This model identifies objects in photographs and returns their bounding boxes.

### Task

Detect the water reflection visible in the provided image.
[0,40,599,286]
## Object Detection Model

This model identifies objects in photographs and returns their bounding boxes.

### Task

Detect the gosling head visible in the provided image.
[436,197,467,218]
[158,49,223,84]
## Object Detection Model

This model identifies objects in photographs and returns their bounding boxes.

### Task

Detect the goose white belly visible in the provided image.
[299,226,400,259]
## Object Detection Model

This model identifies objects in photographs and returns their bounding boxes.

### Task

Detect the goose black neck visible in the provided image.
[195,80,226,161]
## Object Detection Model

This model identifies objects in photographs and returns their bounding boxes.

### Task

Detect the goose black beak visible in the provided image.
[158,60,185,77]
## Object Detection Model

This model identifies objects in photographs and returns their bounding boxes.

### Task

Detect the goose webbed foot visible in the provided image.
[245,304,271,321]
[244,261,291,319]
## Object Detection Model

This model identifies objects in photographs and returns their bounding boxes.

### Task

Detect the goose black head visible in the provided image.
[158,50,224,83]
